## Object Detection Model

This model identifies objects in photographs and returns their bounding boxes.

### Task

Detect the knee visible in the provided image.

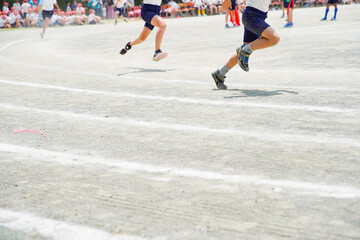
[270,32,280,46]
[159,21,167,30]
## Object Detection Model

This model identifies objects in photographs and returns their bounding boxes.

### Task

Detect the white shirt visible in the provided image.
[0,18,6,27]
[2,6,9,13]
[88,13,95,22]
[143,0,161,6]
[13,3,21,11]
[114,0,127,8]
[21,2,31,13]
[40,0,57,11]
[246,0,270,12]
[168,1,179,9]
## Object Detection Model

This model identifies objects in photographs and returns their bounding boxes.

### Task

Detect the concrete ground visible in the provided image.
[0,4,359,240]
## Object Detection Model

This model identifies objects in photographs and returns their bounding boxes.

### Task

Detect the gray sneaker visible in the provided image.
[211,70,227,90]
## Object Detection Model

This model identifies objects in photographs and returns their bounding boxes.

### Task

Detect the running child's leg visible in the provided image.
[150,15,167,52]
[120,26,151,55]
[41,17,50,38]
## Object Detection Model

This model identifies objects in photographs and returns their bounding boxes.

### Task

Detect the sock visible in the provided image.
[155,49,162,53]
[325,8,329,18]
[202,9,205,15]
[242,44,254,54]
[334,8,338,18]
[219,65,230,77]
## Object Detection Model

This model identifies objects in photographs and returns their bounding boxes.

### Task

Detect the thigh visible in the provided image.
[242,9,269,37]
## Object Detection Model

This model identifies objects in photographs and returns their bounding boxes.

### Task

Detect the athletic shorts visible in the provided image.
[242,7,270,43]
[42,10,53,19]
[327,0,338,4]
[229,0,237,10]
[116,7,123,15]
[283,0,295,9]
[141,4,160,31]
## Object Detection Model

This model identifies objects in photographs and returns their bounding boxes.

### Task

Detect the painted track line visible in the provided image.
[0,79,358,114]
[1,143,360,198]
[1,103,359,146]
[0,208,153,240]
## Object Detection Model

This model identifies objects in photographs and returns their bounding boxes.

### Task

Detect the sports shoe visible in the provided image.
[114,20,117,25]
[320,17,327,21]
[153,49,168,62]
[280,13,285,18]
[284,22,293,28]
[225,24,230,28]
[211,70,227,90]
[40,32,44,39]
[120,42,131,55]
[233,23,239,27]
[236,47,249,72]
[330,17,336,21]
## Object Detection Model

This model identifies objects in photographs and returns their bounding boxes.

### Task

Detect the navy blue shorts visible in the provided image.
[284,0,295,8]
[116,7,124,15]
[141,4,161,31]
[42,10,53,19]
[229,0,237,10]
[327,0,338,4]
[242,7,270,43]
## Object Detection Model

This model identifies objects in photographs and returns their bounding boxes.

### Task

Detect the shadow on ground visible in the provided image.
[223,89,298,98]
[117,68,175,76]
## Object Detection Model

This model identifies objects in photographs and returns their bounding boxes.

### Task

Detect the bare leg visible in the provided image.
[150,15,167,51]
[248,27,280,51]
[130,26,152,47]
[42,17,50,34]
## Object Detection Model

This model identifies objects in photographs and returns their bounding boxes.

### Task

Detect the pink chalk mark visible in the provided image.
[13,129,50,140]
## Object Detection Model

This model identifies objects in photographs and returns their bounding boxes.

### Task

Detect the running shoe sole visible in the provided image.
[153,52,168,62]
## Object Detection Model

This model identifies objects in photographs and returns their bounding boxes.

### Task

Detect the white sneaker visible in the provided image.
[153,50,168,62]
[40,32,44,39]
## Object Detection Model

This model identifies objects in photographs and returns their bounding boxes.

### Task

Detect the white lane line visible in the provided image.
[1,103,359,146]
[0,208,154,240]
[0,79,358,114]
[0,38,35,53]
[1,143,359,198]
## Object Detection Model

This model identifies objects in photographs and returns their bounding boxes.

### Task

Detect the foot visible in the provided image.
[236,47,250,72]
[40,32,44,39]
[284,22,293,27]
[153,49,168,62]
[330,17,336,21]
[124,18,128,23]
[320,17,327,21]
[225,23,230,28]
[233,23,239,27]
[211,70,227,90]
[114,20,117,25]
[281,13,285,18]
[120,42,131,55]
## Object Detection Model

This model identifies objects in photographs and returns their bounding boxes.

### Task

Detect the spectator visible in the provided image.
[107,0,114,19]
[2,2,9,14]
[168,0,180,17]
[21,0,31,19]
[88,0,102,16]
[0,14,11,28]
[8,10,21,28]
[26,8,39,26]
[193,0,206,16]
[88,8,101,23]
[66,2,72,12]
[13,0,21,12]
[101,3,106,18]
[205,0,219,15]
[72,0,78,10]
[50,10,61,26]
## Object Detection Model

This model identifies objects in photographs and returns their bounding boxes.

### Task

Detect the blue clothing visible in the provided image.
[242,7,270,43]
[284,0,294,8]
[229,0,237,10]
[141,4,161,31]
[88,0,101,10]
[42,10,53,19]
[328,0,338,3]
